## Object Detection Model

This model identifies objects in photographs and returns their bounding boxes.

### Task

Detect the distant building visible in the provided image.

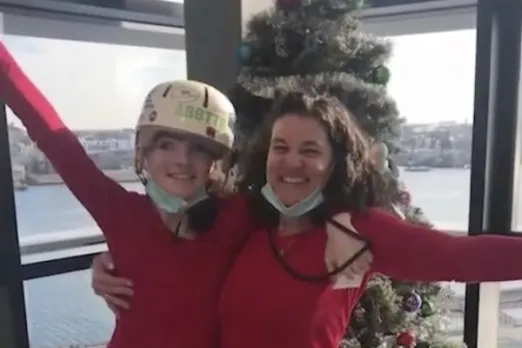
[78,133,134,154]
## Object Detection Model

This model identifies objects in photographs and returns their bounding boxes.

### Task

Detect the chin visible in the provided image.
[275,189,312,206]
[277,196,303,206]
[159,186,189,198]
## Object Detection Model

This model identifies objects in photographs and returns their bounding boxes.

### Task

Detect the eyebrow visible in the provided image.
[272,137,321,147]
[301,140,321,147]
[154,132,183,142]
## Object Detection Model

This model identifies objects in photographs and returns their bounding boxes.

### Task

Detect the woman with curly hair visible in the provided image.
[95,91,522,348]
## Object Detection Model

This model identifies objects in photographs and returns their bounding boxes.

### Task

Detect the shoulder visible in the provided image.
[130,191,158,209]
[333,208,391,226]
[217,193,249,215]
[330,208,399,238]
[214,193,253,236]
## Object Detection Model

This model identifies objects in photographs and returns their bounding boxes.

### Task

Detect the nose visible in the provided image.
[172,141,190,165]
[283,150,303,169]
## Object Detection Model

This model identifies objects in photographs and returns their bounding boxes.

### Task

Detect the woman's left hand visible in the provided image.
[325,212,373,282]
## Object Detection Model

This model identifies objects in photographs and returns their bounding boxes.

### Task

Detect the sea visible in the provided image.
[12,168,522,347]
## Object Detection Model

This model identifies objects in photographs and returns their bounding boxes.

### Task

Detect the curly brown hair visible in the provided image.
[236,91,389,228]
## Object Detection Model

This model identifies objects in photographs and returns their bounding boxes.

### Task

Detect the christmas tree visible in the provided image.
[230,0,463,347]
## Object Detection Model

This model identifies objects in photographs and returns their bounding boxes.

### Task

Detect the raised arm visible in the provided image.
[0,42,130,231]
[350,209,522,283]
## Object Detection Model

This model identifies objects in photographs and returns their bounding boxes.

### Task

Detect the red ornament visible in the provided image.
[396,330,415,347]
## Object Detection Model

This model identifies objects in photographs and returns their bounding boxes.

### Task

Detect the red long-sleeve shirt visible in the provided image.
[0,43,249,348]
[219,209,522,348]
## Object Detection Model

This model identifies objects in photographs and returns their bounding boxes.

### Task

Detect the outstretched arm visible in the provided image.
[0,42,130,232]
[349,209,522,283]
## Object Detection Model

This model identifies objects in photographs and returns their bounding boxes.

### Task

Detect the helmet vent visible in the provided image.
[162,84,173,98]
[203,87,209,107]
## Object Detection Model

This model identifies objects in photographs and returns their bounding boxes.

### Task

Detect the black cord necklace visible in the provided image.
[267,217,371,282]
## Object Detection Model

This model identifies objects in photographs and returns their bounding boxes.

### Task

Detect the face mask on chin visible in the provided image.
[260,182,324,218]
[145,179,209,214]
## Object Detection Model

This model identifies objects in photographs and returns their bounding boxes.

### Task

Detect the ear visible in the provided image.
[142,156,150,172]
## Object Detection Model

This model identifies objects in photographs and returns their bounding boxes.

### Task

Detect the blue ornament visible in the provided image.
[402,292,422,313]
[237,43,252,64]
[372,65,391,85]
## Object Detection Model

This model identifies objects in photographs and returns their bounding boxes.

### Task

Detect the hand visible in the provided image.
[325,212,373,280]
[91,252,133,315]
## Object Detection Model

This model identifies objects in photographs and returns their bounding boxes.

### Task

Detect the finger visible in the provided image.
[350,263,369,275]
[94,272,133,288]
[104,294,130,310]
[360,251,373,264]
[107,303,120,318]
[100,252,115,270]
[325,258,335,273]
[329,258,358,278]
[95,284,134,297]
[92,253,112,271]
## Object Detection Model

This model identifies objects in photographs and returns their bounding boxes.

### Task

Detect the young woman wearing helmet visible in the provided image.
[0,43,249,348]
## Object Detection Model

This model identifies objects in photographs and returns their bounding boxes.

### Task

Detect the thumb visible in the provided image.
[101,252,115,271]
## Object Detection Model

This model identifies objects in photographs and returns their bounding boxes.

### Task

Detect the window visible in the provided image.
[386,29,476,345]
[4,14,186,347]
[492,30,522,348]
[24,270,114,347]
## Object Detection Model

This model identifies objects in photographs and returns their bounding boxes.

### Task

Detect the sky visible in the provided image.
[3,28,477,130]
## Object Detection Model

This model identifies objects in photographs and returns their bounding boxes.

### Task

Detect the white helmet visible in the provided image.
[134,80,236,176]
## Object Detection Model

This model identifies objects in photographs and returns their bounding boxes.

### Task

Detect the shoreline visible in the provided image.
[24,169,140,187]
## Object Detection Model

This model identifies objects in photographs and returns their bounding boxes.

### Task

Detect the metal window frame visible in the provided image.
[0,92,30,348]
[464,1,522,348]
[0,0,185,27]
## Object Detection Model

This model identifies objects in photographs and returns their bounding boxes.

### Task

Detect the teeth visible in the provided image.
[282,177,305,184]
[171,174,191,179]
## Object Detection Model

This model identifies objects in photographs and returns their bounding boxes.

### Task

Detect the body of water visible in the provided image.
[12,168,522,347]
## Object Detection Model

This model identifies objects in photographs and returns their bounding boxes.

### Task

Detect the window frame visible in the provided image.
[1,0,522,348]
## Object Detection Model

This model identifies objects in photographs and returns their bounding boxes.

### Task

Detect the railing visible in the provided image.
[20,228,104,256]
[17,227,522,346]
[17,228,465,256]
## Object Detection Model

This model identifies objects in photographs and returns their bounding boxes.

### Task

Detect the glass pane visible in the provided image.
[24,270,113,347]
[495,28,522,348]
[387,29,476,344]
[494,281,522,348]
[5,21,185,348]
[6,33,185,242]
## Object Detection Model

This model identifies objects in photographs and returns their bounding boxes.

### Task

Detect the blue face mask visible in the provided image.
[145,180,209,214]
[261,183,323,218]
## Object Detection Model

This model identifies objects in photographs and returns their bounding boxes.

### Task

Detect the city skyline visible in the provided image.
[4,29,476,130]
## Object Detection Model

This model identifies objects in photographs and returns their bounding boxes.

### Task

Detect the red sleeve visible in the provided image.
[0,42,130,233]
[352,209,522,283]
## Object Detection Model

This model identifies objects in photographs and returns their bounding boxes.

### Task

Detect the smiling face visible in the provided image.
[143,131,216,200]
[265,114,333,206]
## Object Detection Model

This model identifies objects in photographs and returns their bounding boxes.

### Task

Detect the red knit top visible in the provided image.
[219,209,522,348]
[0,43,249,348]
